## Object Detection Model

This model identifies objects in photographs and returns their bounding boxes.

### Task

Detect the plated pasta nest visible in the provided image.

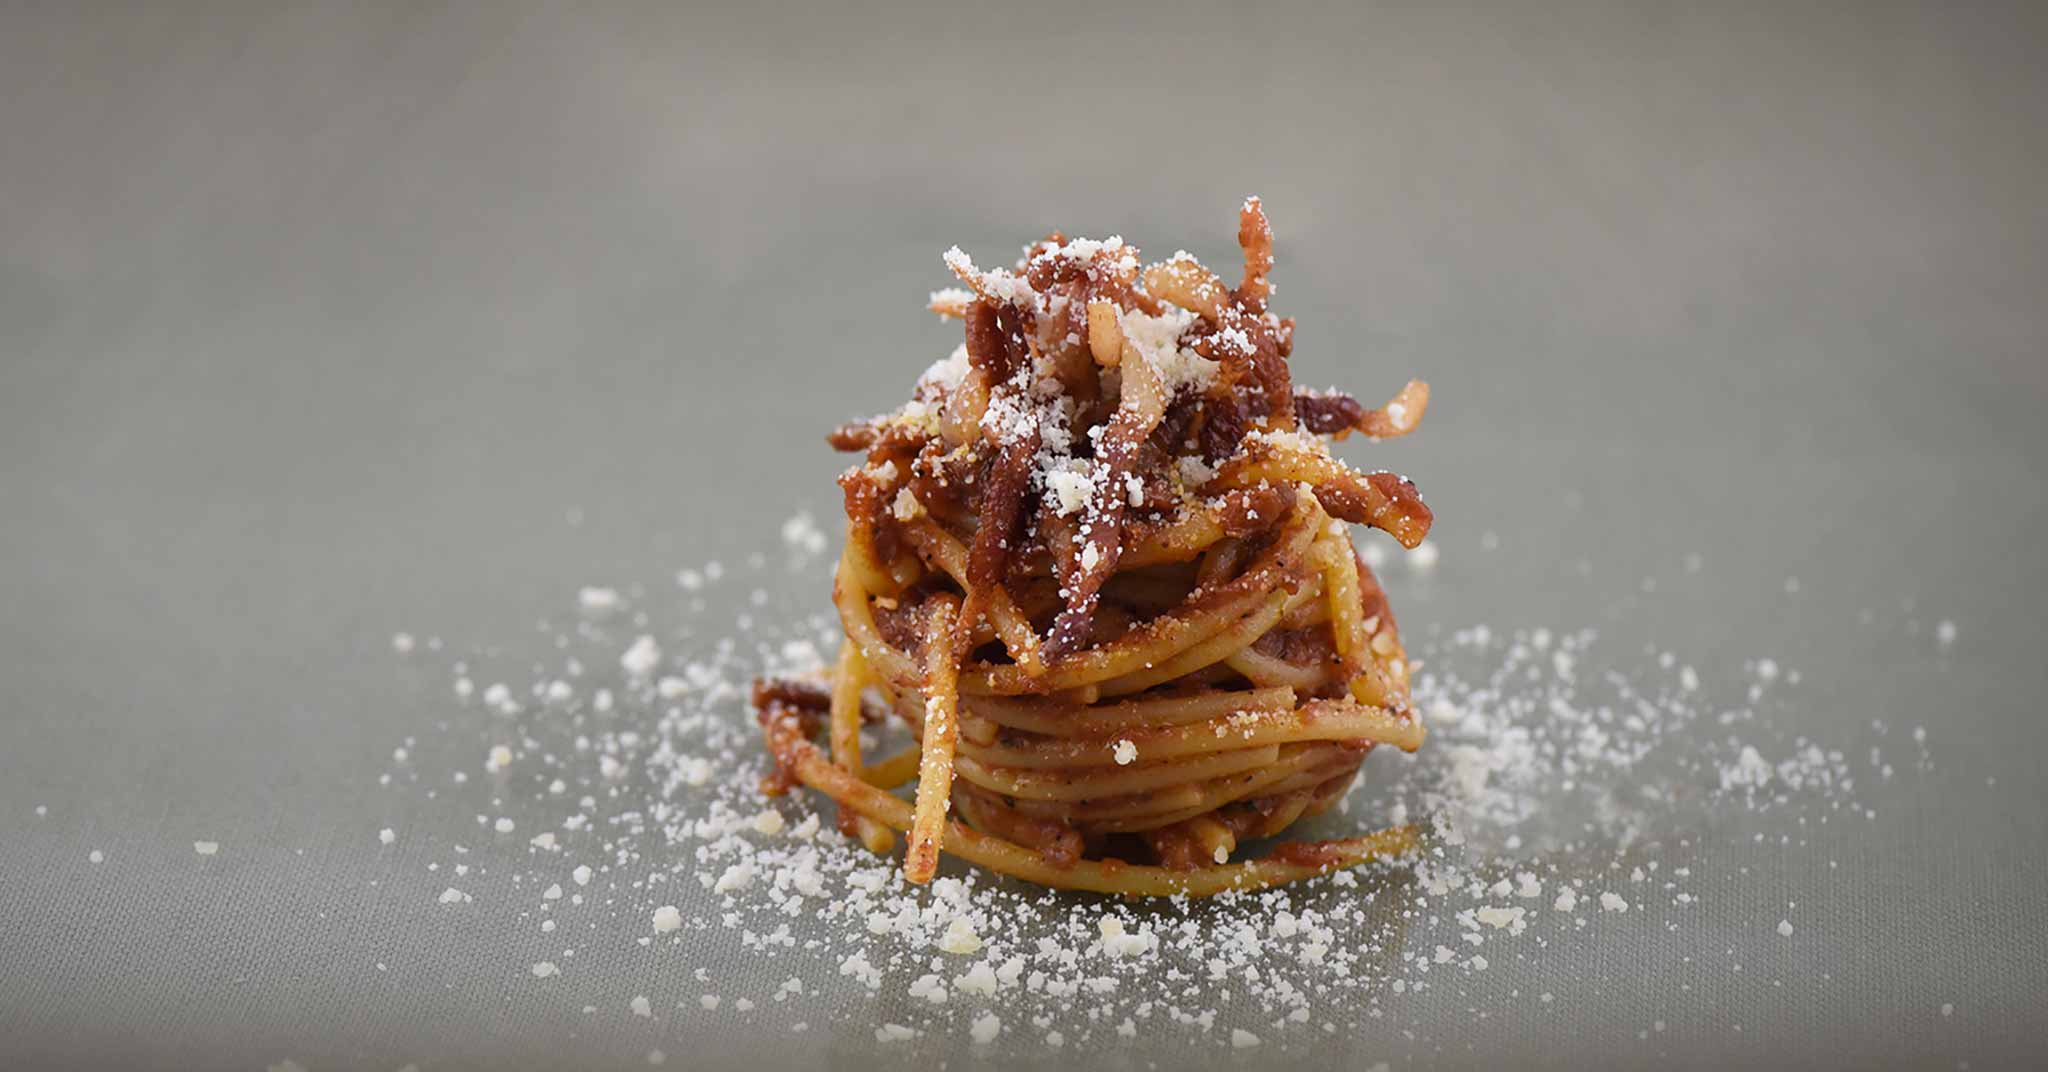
[756,198,1435,896]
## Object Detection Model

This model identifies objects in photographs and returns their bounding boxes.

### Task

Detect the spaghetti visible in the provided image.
[757,199,1434,896]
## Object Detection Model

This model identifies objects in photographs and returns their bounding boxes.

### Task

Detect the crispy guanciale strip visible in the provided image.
[1224,196,1295,429]
[1295,380,1430,440]
[1242,312,1295,430]
[928,287,975,319]
[1207,438,1432,549]
[827,415,934,456]
[1144,255,1228,324]
[905,595,963,884]
[758,699,1419,895]
[1045,333,1167,659]
[958,299,1041,687]
[1235,196,1275,311]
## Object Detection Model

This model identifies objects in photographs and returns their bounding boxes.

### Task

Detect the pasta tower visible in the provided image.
[756,199,1434,896]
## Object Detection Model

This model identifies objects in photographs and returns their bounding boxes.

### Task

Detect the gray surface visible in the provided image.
[3,2,2046,1069]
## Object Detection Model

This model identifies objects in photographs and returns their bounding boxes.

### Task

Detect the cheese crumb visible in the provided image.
[572,864,592,886]
[1777,919,1794,937]
[577,587,622,616]
[652,905,682,933]
[1112,739,1138,766]
[378,828,395,846]
[631,995,651,1017]
[620,635,662,678]
[529,961,558,978]
[1231,1028,1261,1048]
[1046,466,1095,517]
[1475,905,1527,931]
[193,841,219,856]
[88,850,104,864]
[714,862,755,893]
[1600,892,1629,912]
[955,961,999,995]
[940,917,983,955]
[890,487,923,521]
[970,1012,1002,1044]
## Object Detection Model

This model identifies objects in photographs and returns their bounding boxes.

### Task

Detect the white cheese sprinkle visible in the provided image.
[620,635,662,678]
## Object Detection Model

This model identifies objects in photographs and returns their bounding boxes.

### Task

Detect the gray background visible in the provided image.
[3,2,2045,1069]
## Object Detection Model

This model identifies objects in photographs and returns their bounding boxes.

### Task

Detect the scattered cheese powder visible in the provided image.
[362,520,1937,1056]
[193,841,219,856]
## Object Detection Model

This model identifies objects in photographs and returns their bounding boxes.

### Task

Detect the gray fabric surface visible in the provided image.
[3,3,2045,1069]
